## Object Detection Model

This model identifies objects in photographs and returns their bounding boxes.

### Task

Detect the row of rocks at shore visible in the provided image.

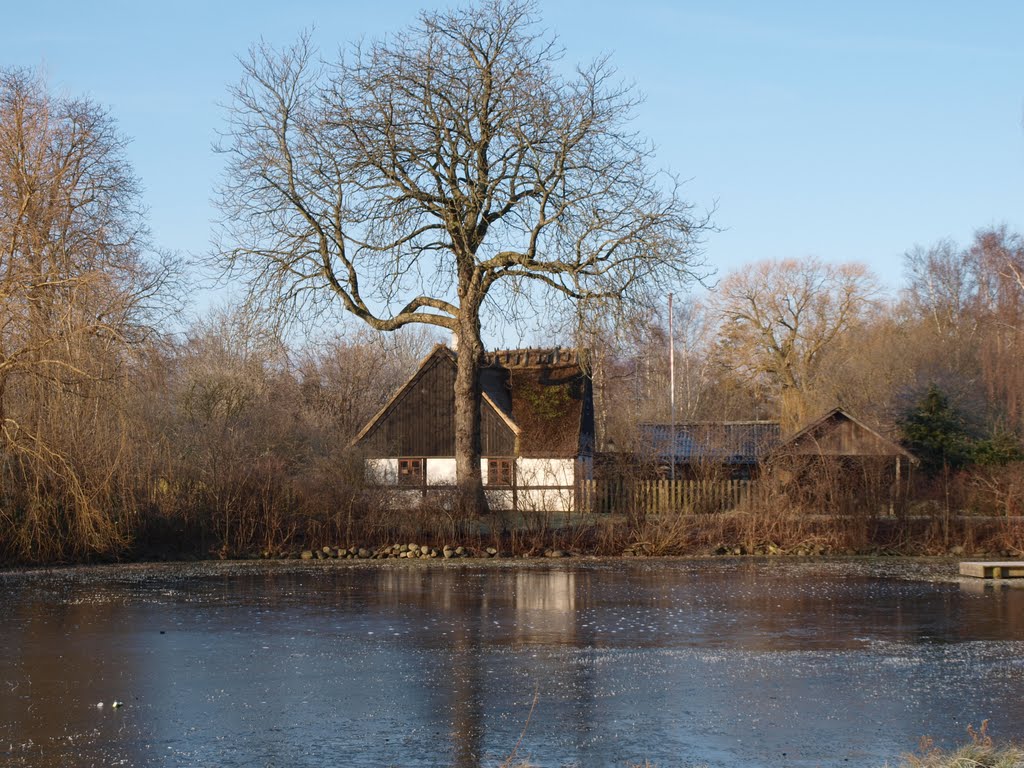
[618,542,850,557]
[621,542,1022,558]
[283,544,574,561]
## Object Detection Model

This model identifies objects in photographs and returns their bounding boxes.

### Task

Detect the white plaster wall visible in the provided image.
[484,489,515,510]
[515,458,577,512]
[516,488,576,512]
[426,458,457,485]
[516,458,575,487]
[369,458,494,485]
[366,456,579,512]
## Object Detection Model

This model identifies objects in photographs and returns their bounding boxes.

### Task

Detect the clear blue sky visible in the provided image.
[5,1,1023,312]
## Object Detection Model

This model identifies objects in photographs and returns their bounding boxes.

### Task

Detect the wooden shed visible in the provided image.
[777,407,917,463]
[772,407,918,514]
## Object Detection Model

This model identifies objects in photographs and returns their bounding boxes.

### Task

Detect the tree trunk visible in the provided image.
[453,312,488,516]
[780,386,807,434]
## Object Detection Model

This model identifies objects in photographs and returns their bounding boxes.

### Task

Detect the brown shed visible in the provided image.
[778,407,917,463]
[773,407,918,515]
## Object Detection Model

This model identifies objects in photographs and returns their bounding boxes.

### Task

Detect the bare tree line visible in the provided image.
[593,227,1024,445]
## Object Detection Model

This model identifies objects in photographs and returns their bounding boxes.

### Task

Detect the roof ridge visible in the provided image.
[484,346,585,368]
[639,420,781,427]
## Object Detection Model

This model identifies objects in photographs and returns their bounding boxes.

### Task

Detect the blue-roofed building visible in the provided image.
[636,421,782,478]
[594,408,917,514]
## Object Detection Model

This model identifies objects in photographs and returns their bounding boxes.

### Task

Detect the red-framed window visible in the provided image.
[398,458,425,486]
[487,458,514,486]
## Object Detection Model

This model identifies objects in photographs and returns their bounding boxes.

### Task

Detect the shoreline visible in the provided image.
[1,552,1001,586]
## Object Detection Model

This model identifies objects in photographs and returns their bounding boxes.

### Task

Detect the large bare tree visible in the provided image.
[215,0,705,511]
[706,257,881,432]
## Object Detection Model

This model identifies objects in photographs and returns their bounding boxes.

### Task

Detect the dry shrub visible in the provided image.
[901,721,1024,768]
[617,455,889,555]
[355,489,475,547]
[761,453,898,517]
[966,462,1024,516]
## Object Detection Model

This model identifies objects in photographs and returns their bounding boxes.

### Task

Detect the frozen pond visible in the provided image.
[2,558,1023,767]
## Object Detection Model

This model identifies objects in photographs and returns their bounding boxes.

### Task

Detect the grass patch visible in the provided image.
[897,722,1024,768]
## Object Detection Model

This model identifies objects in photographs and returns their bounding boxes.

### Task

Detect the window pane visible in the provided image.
[399,458,423,485]
[487,458,512,486]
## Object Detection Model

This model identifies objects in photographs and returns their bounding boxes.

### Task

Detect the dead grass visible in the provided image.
[897,722,1024,768]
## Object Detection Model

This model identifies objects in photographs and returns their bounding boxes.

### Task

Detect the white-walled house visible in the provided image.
[351,345,594,512]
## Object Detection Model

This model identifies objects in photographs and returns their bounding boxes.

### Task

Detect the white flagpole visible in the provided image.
[669,293,676,484]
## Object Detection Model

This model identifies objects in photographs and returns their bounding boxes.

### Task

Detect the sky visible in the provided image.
[4,0,1023,331]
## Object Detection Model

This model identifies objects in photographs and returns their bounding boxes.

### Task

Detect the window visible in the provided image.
[398,458,424,486]
[487,458,514,486]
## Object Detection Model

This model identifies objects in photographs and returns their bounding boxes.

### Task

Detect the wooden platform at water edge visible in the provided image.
[960,561,1024,579]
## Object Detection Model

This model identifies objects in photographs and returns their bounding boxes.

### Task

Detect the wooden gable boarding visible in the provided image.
[353,346,517,458]
[779,408,917,462]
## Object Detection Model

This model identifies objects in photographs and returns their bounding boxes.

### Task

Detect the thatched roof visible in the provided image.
[483,347,591,458]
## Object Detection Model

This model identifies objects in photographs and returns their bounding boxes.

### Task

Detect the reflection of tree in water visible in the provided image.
[372,567,485,765]
[371,566,594,765]
[449,609,485,768]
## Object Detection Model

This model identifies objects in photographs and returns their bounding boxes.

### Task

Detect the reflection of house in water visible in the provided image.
[513,570,577,642]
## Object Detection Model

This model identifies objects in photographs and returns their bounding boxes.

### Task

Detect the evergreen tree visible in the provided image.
[898,385,974,474]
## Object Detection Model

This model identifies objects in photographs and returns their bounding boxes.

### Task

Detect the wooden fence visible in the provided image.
[579,477,752,515]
